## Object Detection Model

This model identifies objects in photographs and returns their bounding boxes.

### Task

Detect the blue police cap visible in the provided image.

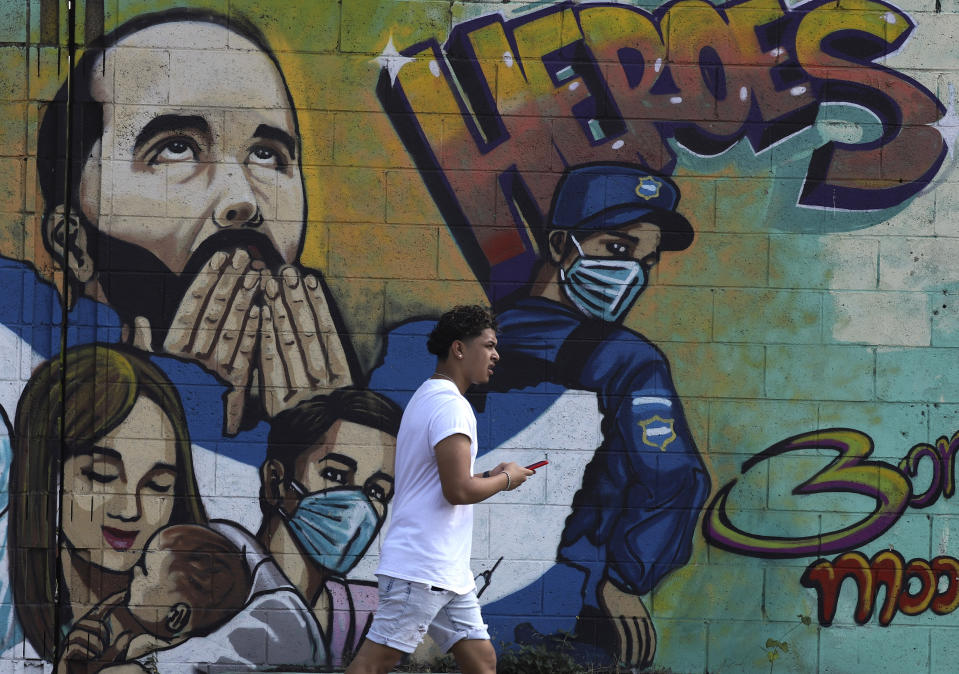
[548,163,693,251]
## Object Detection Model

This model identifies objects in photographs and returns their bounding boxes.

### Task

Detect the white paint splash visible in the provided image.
[374,34,415,85]
[934,81,959,160]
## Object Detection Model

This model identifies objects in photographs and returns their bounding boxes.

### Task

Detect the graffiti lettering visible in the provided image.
[703,429,912,558]
[704,429,959,559]
[795,0,948,210]
[899,431,959,509]
[801,550,959,626]
[379,0,946,299]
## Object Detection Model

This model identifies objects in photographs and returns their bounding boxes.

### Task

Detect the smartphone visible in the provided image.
[526,460,549,470]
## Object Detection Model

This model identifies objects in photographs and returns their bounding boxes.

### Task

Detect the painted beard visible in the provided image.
[83,218,288,351]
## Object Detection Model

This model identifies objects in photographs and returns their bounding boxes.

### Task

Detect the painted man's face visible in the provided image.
[552,221,663,323]
[292,420,396,519]
[569,221,663,270]
[77,20,305,278]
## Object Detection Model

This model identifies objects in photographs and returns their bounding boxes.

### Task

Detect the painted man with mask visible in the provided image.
[484,163,711,666]
[369,162,711,668]
[257,388,401,667]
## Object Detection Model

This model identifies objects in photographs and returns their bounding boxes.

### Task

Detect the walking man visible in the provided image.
[346,305,534,674]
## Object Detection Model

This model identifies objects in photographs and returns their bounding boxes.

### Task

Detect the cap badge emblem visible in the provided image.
[635,176,661,201]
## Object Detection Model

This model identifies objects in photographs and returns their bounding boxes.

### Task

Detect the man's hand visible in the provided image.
[56,593,131,674]
[134,252,352,432]
[124,632,181,660]
[136,249,262,434]
[487,462,511,477]
[490,461,532,491]
[598,578,656,668]
[258,265,352,418]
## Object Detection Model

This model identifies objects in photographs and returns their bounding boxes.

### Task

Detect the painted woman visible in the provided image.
[7,344,324,670]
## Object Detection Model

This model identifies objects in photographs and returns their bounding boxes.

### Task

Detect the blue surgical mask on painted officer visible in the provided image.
[281,482,381,576]
[559,235,647,323]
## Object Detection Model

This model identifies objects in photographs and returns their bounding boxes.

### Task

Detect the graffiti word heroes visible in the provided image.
[379,0,947,295]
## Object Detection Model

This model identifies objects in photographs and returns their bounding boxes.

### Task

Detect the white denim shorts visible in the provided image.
[364,575,490,653]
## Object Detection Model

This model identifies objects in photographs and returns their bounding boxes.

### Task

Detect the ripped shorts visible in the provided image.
[364,575,490,654]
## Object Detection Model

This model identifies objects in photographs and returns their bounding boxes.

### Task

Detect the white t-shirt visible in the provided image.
[377,379,477,594]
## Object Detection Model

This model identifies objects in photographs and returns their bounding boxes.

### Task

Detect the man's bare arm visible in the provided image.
[435,434,532,505]
[473,462,524,479]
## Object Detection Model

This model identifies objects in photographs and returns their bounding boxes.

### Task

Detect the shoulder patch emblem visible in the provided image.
[638,415,676,451]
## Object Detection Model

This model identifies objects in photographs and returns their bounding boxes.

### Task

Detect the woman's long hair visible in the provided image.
[9,344,206,659]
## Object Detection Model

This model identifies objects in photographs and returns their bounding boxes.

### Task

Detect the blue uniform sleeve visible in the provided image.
[558,329,710,595]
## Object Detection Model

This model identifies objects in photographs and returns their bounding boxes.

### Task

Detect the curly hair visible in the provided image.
[426,305,498,359]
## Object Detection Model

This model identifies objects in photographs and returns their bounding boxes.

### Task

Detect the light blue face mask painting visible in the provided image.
[1,427,23,652]
[559,235,647,323]
[280,482,382,576]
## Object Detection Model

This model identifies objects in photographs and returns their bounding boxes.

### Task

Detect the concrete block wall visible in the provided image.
[0,0,958,671]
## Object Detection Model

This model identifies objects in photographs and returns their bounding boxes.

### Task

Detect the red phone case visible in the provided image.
[526,460,549,470]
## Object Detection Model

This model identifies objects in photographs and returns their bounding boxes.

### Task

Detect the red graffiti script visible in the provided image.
[801,550,959,626]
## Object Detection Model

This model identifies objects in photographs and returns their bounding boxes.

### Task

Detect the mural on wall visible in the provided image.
[10,343,323,669]
[0,7,391,671]
[370,0,953,668]
[370,161,712,668]
[705,427,959,628]
[0,0,956,672]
